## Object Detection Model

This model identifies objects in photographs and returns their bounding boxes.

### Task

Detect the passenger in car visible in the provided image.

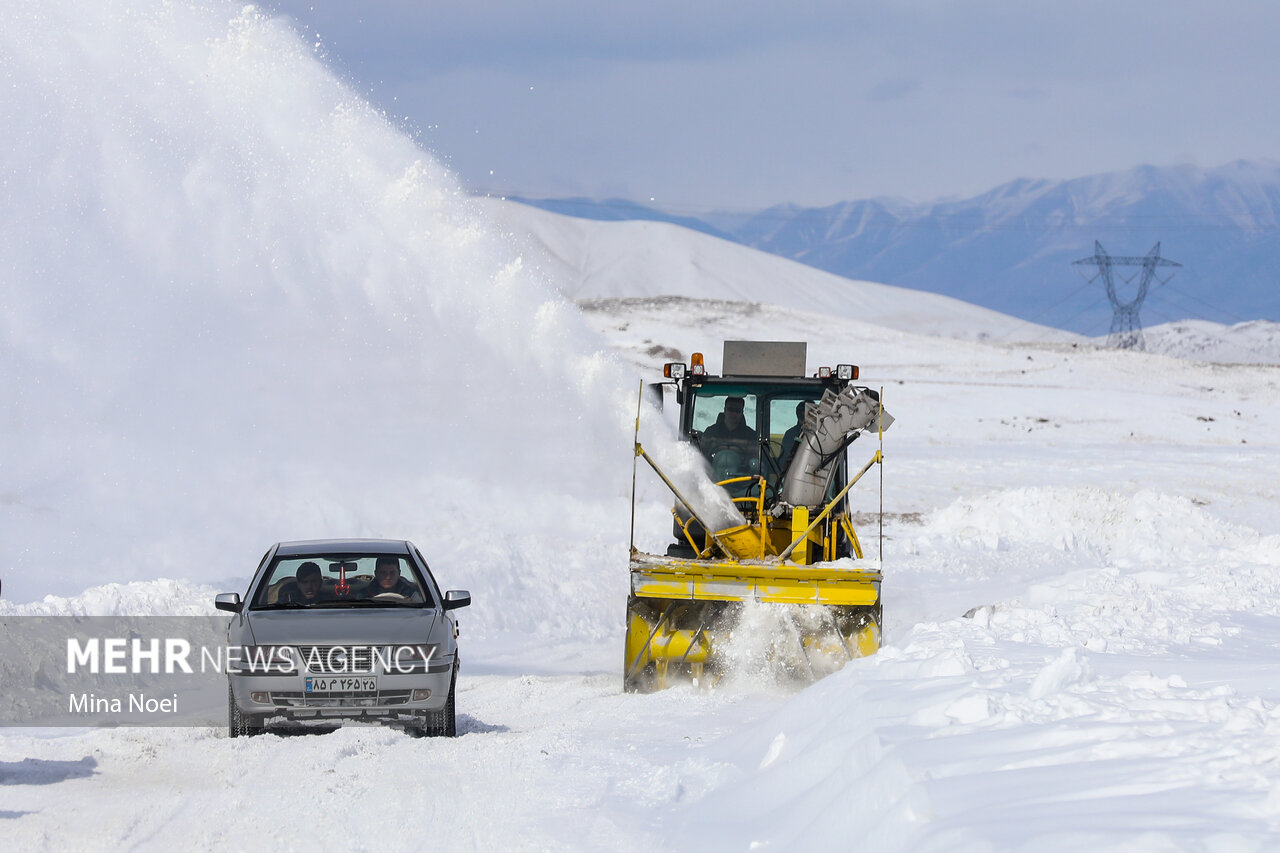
[369,556,416,598]
[279,561,327,604]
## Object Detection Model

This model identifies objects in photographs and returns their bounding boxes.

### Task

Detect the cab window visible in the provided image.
[692,390,760,484]
[767,396,814,465]
[691,391,757,434]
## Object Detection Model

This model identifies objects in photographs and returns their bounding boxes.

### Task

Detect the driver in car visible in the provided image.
[369,556,416,598]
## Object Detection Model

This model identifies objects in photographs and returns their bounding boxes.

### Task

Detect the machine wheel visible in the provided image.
[227,682,264,738]
[420,664,457,737]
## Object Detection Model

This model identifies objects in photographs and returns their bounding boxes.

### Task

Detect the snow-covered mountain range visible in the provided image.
[512,159,1280,337]
[477,198,1079,345]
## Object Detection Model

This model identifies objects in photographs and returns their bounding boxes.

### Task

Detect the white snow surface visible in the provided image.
[1142,319,1280,365]
[5,1,1280,850]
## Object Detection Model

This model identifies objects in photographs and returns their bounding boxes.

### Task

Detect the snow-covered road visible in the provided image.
[0,667,778,851]
[7,479,1280,850]
[6,296,1279,849]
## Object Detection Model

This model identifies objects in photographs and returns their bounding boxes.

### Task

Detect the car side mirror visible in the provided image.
[442,590,471,611]
[215,592,242,613]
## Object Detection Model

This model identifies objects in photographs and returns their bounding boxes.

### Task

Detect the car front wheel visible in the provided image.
[227,682,265,738]
[418,664,457,737]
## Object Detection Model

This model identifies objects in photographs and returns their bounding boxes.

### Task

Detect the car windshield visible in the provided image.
[250,554,431,609]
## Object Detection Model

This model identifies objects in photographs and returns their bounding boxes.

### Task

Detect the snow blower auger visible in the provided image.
[625,341,893,692]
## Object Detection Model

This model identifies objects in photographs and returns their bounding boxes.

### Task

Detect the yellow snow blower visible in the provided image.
[626,341,892,691]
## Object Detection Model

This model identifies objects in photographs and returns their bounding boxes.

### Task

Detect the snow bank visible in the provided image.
[0,579,218,617]
[676,487,1280,849]
[923,487,1256,563]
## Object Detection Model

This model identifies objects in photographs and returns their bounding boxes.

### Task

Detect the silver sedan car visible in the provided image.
[216,539,470,737]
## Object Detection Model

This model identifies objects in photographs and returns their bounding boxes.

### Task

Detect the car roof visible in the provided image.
[273,539,413,557]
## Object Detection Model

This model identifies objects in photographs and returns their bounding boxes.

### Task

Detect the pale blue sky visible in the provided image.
[266,1,1280,210]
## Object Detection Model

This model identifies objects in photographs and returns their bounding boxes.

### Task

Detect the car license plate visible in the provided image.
[305,677,377,693]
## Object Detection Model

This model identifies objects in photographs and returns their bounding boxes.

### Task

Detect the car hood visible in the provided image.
[246,608,439,646]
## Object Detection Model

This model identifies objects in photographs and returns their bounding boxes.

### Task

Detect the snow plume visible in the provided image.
[638,438,746,533]
[0,0,681,609]
[717,599,852,690]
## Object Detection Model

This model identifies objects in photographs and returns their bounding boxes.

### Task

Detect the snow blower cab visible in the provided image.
[626,341,893,691]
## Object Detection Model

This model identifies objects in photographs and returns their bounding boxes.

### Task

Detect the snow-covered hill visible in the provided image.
[1143,318,1280,365]
[478,196,1078,346]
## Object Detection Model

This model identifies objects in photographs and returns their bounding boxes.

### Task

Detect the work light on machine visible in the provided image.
[690,352,706,376]
[663,362,687,379]
[837,364,859,380]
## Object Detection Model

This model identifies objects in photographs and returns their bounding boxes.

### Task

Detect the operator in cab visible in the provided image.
[701,396,760,482]
[703,396,758,446]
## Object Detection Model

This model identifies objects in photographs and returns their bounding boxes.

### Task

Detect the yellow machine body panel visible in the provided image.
[630,555,881,607]
[624,551,883,690]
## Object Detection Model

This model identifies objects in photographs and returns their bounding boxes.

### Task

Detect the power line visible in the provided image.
[1016,275,1103,329]
[1153,279,1252,325]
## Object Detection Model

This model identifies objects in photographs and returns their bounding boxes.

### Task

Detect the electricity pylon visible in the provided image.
[1073,242,1181,350]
